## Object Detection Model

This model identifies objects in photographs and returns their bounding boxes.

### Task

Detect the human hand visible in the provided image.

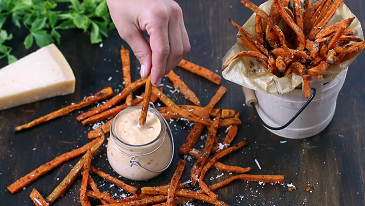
[106,0,191,86]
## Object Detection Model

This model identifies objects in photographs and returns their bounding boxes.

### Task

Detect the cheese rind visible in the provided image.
[0,43,75,110]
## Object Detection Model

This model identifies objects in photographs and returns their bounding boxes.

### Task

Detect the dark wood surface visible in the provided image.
[1,0,365,205]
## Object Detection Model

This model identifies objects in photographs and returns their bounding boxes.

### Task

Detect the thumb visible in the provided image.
[124,32,152,79]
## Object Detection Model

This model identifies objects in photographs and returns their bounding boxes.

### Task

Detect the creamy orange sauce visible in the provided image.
[114,109,161,145]
[107,108,172,181]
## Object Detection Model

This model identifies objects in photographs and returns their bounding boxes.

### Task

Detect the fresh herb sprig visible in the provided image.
[0,0,114,64]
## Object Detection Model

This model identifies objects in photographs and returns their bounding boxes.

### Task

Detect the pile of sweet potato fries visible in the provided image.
[9,43,284,205]
[222,0,365,98]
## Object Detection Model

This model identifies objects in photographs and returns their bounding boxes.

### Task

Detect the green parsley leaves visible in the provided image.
[0,0,113,64]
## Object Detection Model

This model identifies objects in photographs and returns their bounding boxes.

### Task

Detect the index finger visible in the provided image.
[148,20,170,86]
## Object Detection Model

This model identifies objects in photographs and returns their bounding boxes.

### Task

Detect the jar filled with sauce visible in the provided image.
[107,106,173,181]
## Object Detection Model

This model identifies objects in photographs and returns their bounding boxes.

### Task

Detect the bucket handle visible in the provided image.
[243,87,316,130]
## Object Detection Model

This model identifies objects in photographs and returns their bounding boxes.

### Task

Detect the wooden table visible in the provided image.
[1,0,364,205]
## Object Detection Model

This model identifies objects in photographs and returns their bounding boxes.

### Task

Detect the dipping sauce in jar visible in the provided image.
[107,106,173,181]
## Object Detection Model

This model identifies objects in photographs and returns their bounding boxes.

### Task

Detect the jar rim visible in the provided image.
[110,106,166,148]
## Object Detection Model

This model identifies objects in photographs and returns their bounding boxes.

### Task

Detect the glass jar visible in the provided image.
[107,106,173,181]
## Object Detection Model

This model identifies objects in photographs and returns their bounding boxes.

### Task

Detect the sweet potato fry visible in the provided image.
[281,7,294,42]
[88,118,114,139]
[339,35,362,43]
[159,107,234,119]
[30,188,48,206]
[219,117,241,127]
[81,96,144,125]
[343,28,357,36]
[14,86,114,132]
[275,0,305,50]
[222,112,240,145]
[304,0,328,36]
[229,18,269,56]
[326,49,338,65]
[189,148,251,173]
[291,61,306,76]
[303,75,312,99]
[165,105,234,118]
[77,78,147,121]
[304,0,312,10]
[337,40,365,63]
[121,45,133,107]
[265,26,281,49]
[308,0,344,41]
[90,165,138,195]
[87,192,149,204]
[241,0,290,53]
[167,159,187,206]
[269,48,312,61]
[307,61,330,76]
[88,176,108,205]
[80,150,92,206]
[153,203,166,206]
[255,14,264,44]
[208,174,284,192]
[303,0,323,30]
[306,40,320,59]
[45,134,104,204]
[139,76,152,125]
[102,195,167,206]
[136,86,162,106]
[141,188,229,206]
[177,59,221,85]
[7,137,101,194]
[152,87,213,126]
[313,0,337,30]
[167,70,201,106]
[191,113,221,185]
[221,51,269,72]
[86,190,114,204]
[179,86,226,155]
[275,56,287,73]
[237,35,271,70]
[315,17,355,40]
[198,140,249,199]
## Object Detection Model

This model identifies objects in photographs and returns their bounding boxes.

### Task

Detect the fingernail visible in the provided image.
[155,78,162,87]
[140,65,146,78]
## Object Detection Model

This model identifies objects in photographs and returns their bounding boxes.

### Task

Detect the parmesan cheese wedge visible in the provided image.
[0,43,75,111]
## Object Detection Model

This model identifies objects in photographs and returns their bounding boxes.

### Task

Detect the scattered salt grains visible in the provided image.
[99,43,103,47]
[254,159,261,170]
[280,141,287,143]
[92,122,103,130]
[32,148,36,150]
[108,76,112,81]
[183,155,192,161]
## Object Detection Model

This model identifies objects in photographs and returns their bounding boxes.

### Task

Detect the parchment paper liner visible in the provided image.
[222,0,363,94]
